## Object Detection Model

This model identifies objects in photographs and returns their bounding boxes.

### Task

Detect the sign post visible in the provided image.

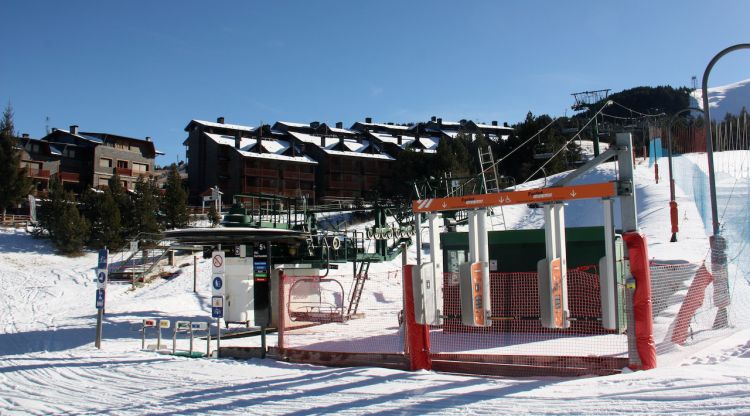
[211,249,225,357]
[95,249,108,349]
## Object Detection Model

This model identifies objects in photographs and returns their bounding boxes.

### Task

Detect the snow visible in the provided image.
[287,131,395,160]
[691,78,750,120]
[2,157,750,414]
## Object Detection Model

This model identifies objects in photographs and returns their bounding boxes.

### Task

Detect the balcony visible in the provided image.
[282,170,315,181]
[57,171,80,182]
[115,167,133,176]
[25,168,51,179]
[328,179,361,190]
[244,167,279,178]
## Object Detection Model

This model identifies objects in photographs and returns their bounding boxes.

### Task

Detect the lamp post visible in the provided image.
[666,107,703,242]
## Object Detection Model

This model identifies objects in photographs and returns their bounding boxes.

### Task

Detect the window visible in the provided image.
[63,148,76,158]
[122,180,128,190]
[100,158,112,168]
[133,163,149,173]
[117,160,129,169]
[116,140,130,151]
[98,178,109,188]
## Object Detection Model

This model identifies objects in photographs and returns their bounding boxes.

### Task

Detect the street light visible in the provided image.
[700,43,750,329]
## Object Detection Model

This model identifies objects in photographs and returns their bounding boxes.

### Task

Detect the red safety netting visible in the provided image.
[430,269,628,360]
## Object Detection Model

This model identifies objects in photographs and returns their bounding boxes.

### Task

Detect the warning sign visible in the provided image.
[212,251,225,274]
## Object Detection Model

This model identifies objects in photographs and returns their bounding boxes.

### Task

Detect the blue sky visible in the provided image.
[2,1,749,164]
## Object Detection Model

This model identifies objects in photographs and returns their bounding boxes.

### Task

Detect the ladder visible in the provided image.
[478,147,500,194]
[478,147,507,230]
[346,260,370,316]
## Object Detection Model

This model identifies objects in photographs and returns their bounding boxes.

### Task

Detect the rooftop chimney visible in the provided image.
[310,121,320,129]
[492,120,498,126]
[217,117,225,124]
[52,128,58,132]
[437,118,442,126]
[335,121,343,129]
[503,122,509,127]
[365,117,372,124]
[145,136,152,142]
[70,125,79,135]
[431,116,437,122]
[22,133,29,138]
[235,131,241,150]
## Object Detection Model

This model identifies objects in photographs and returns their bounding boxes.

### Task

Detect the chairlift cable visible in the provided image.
[521,102,612,185]
[443,116,560,198]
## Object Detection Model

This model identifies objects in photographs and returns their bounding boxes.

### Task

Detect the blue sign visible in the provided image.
[98,249,108,270]
[212,276,223,290]
[212,306,223,318]
[97,271,107,284]
[96,288,105,309]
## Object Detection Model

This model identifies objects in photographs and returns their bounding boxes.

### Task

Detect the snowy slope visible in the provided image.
[1,160,750,415]
[691,78,750,120]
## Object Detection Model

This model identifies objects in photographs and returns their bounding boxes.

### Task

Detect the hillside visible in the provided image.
[691,78,750,120]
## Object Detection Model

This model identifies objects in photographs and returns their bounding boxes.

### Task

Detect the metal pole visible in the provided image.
[157,326,162,350]
[701,43,750,236]
[95,308,103,349]
[701,44,749,329]
[667,107,704,242]
[261,326,267,359]
[216,318,221,358]
[141,323,146,350]
[189,327,194,355]
[193,255,197,293]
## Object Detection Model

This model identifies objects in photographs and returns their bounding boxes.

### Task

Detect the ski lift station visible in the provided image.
[154,132,656,376]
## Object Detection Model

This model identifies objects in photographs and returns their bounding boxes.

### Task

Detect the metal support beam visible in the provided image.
[616,133,638,232]
[552,146,620,188]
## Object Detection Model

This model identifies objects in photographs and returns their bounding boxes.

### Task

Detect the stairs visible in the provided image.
[108,234,173,283]
[346,261,370,316]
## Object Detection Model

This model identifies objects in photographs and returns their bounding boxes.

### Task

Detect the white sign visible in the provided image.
[130,241,139,252]
[143,319,156,327]
[159,319,171,329]
[211,251,225,275]
[175,321,190,331]
[190,322,208,331]
[490,259,498,272]
[96,269,108,289]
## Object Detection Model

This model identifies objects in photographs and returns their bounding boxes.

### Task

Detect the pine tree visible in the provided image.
[53,196,90,255]
[133,176,161,235]
[108,173,135,239]
[81,188,122,250]
[39,177,89,254]
[207,204,221,227]
[161,164,188,229]
[0,103,32,218]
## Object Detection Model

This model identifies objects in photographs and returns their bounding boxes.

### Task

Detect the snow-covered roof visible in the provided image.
[276,121,310,128]
[415,137,440,152]
[288,131,394,160]
[204,132,317,164]
[369,132,417,148]
[357,122,413,131]
[329,126,355,135]
[188,119,256,133]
